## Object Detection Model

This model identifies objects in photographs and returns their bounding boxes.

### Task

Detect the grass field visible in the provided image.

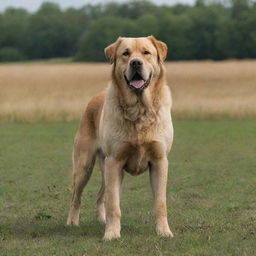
[1,60,255,254]
[1,120,255,255]
[1,60,256,122]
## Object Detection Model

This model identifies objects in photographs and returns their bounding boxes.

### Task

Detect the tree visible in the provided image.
[0,0,256,62]
[157,13,193,60]
[0,47,25,62]
[76,17,134,61]
[0,8,29,59]
[25,3,71,59]
[185,5,226,59]
[231,0,250,18]
[62,8,89,56]
[133,14,159,37]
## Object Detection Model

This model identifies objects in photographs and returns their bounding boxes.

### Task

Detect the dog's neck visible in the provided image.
[111,68,166,124]
[118,91,155,122]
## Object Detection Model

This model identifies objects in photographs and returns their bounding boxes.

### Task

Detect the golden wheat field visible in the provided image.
[0,60,255,122]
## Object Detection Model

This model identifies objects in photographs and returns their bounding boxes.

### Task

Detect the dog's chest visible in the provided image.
[124,147,149,175]
[122,141,164,176]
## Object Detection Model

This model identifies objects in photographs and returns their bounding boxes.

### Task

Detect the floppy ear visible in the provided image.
[148,36,168,62]
[104,37,122,64]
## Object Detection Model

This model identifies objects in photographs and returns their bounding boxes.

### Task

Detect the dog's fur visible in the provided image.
[67,36,174,240]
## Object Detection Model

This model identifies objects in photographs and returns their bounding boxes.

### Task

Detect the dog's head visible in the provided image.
[105,36,167,92]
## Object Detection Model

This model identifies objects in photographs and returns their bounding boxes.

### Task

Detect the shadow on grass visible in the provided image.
[1,216,105,240]
[1,215,157,242]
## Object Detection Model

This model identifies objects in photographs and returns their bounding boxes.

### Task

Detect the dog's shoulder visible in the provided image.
[87,91,105,112]
[78,91,105,138]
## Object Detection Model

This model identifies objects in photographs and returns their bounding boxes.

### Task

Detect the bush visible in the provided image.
[0,47,25,62]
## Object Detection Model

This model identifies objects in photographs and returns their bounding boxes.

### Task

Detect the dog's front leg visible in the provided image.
[103,156,124,240]
[150,157,173,237]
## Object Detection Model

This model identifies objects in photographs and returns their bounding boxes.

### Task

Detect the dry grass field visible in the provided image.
[0,60,256,122]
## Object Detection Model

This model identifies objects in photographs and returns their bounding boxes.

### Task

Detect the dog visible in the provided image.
[67,36,174,240]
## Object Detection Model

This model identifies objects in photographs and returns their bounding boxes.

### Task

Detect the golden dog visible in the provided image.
[67,36,174,240]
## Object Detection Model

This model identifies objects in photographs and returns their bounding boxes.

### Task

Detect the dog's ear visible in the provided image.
[148,36,168,63]
[104,37,122,64]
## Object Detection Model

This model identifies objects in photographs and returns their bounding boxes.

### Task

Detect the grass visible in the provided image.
[0,60,256,122]
[0,120,255,255]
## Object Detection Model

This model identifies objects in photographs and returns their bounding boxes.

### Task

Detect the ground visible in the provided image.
[1,120,255,255]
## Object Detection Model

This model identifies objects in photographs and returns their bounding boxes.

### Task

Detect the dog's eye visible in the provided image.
[143,51,151,55]
[123,51,130,56]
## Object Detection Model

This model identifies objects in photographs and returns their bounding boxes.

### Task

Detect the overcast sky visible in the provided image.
[0,0,195,12]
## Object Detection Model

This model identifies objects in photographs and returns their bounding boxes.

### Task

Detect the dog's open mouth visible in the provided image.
[124,72,152,91]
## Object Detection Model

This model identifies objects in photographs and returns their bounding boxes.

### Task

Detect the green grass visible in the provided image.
[0,120,255,255]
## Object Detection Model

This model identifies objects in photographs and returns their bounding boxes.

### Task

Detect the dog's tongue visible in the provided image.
[130,79,145,89]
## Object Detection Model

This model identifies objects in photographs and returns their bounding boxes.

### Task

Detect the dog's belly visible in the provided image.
[124,157,149,175]
[123,150,150,176]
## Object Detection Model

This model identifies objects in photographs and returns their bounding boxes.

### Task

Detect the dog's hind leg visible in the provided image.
[96,150,106,224]
[67,135,97,226]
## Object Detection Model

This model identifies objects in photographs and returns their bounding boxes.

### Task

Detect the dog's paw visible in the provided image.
[156,224,174,238]
[157,229,174,238]
[66,219,79,226]
[66,215,79,226]
[103,230,121,241]
[67,207,80,226]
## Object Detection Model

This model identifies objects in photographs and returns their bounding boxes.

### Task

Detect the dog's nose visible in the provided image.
[130,59,143,69]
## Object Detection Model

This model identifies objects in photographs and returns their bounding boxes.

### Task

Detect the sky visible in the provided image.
[0,0,195,12]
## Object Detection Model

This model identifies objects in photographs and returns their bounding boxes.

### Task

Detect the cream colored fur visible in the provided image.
[67,36,174,240]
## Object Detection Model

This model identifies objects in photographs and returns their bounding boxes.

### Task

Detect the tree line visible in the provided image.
[0,0,255,62]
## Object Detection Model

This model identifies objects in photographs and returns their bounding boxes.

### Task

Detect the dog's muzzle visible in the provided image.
[124,72,152,92]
